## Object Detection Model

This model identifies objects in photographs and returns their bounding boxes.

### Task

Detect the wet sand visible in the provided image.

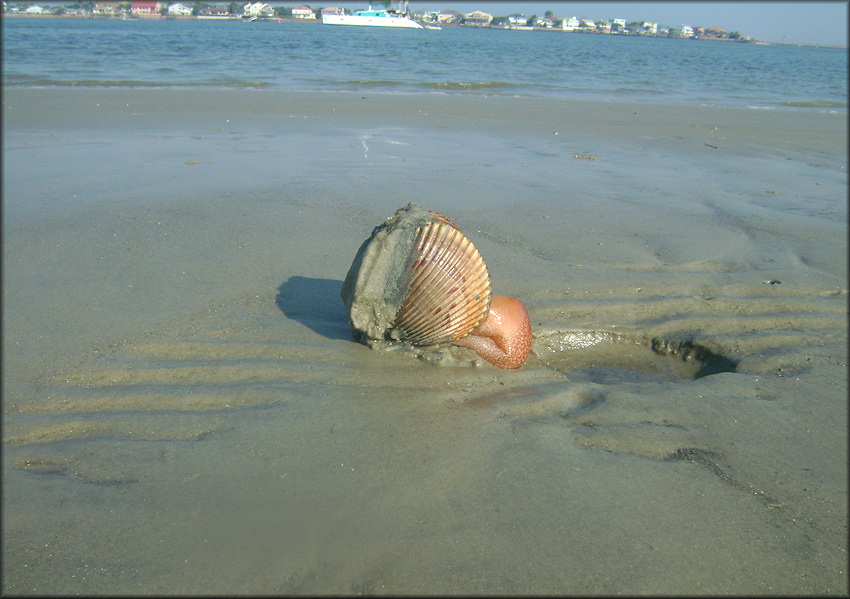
[3,87,847,594]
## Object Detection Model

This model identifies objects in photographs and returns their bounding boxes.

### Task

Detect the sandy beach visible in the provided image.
[3,87,847,594]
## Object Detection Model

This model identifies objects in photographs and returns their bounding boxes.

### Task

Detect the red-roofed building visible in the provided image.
[131,1,160,16]
[291,5,315,19]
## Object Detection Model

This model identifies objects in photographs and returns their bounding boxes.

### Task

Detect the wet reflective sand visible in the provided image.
[3,88,847,594]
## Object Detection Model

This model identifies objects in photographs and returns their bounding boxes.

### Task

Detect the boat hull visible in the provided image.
[322,14,423,28]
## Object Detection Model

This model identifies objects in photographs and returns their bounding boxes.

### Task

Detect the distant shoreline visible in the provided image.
[3,12,845,49]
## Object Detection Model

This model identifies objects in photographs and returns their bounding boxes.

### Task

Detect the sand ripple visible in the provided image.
[531,281,846,377]
[4,278,845,509]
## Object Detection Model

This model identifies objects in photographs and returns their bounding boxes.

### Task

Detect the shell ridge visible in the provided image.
[401,254,489,342]
[393,231,447,339]
[395,223,446,331]
[418,244,489,341]
[403,222,445,295]
[397,225,444,310]
[407,224,457,306]
[397,226,468,337]
[388,215,493,345]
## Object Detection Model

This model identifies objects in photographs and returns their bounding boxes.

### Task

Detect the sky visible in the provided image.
[325,1,848,46]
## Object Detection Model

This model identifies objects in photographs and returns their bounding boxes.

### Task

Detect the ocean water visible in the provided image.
[2,16,847,110]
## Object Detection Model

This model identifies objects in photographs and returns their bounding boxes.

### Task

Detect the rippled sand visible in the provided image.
[3,89,847,594]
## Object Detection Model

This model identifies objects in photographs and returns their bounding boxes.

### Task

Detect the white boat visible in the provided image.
[322,2,424,28]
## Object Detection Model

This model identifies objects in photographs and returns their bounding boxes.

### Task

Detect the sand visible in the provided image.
[2,87,847,594]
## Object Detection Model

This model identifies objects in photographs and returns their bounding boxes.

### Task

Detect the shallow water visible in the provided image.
[2,17,847,111]
[2,89,848,594]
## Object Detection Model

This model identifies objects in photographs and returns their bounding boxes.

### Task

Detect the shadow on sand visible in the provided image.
[275,276,352,341]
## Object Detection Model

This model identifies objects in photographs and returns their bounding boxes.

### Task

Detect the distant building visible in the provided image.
[507,14,527,27]
[669,24,694,37]
[25,4,46,12]
[168,2,192,15]
[198,5,230,17]
[413,10,439,24]
[243,2,274,17]
[463,10,492,27]
[130,1,160,16]
[321,6,343,17]
[643,21,658,34]
[580,18,596,30]
[612,18,631,33]
[701,26,725,39]
[92,1,119,15]
[291,5,315,19]
[561,16,579,31]
[437,10,461,24]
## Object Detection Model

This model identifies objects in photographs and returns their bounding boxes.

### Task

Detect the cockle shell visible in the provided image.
[341,203,492,346]
[393,213,491,344]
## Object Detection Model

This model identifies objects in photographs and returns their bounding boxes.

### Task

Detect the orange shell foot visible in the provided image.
[453,295,532,369]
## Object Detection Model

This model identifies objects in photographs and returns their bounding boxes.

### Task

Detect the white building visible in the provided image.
[437,10,461,24]
[507,14,528,27]
[243,2,273,17]
[561,16,579,31]
[670,24,694,37]
[168,2,192,15]
[291,5,315,19]
[414,10,439,24]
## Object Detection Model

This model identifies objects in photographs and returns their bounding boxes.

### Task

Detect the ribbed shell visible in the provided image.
[392,213,492,345]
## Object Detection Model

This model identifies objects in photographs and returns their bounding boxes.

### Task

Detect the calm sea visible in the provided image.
[2,16,847,110]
